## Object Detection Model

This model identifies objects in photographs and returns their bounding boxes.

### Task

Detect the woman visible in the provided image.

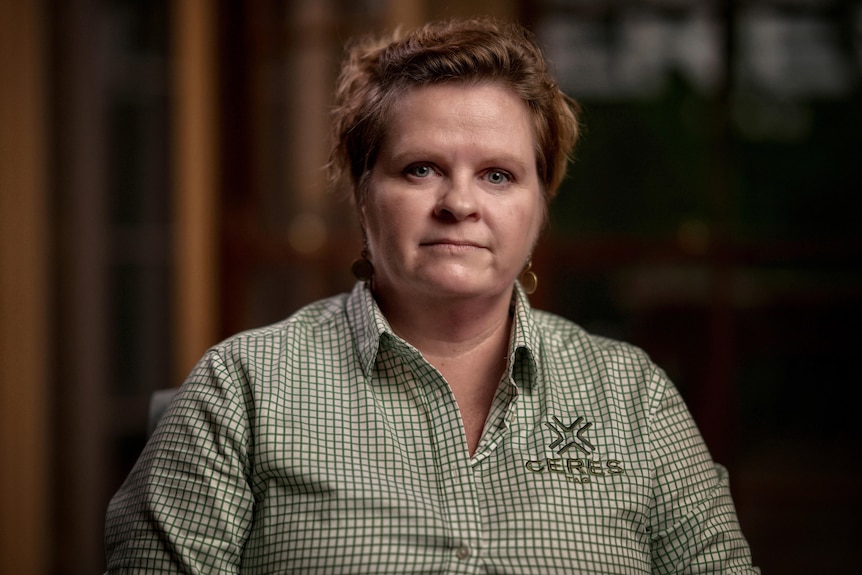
[105,18,759,573]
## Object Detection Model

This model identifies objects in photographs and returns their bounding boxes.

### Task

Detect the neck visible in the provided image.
[374,286,514,361]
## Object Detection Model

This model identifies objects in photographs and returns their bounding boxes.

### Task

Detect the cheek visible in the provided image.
[522,196,547,246]
[363,194,405,246]
[535,201,549,238]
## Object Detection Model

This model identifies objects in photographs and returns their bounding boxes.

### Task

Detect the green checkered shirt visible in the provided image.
[105,282,758,573]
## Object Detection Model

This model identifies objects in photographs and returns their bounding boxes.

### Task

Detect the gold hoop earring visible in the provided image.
[351,247,374,281]
[519,260,538,294]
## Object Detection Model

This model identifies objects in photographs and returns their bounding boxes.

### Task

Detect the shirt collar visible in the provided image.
[346,281,393,378]
[507,282,540,393]
[346,280,541,388]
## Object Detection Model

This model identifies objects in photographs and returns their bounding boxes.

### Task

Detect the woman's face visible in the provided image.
[362,82,545,305]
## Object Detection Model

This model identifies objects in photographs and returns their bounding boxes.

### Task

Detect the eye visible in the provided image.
[485,170,512,185]
[405,164,434,178]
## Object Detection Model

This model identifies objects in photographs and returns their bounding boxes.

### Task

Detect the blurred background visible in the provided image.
[2,0,861,573]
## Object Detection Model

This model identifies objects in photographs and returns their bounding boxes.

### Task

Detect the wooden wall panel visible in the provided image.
[0,1,50,573]
[172,0,220,381]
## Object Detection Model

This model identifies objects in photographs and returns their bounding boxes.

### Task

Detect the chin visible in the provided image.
[419,275,509,300]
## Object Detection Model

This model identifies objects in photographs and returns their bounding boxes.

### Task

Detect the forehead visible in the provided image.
[382,83,537,156]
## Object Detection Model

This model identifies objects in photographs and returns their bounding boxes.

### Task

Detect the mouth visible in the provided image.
[420,239,485,250]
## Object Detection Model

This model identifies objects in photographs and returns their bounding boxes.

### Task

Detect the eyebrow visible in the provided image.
[386,146,532,174]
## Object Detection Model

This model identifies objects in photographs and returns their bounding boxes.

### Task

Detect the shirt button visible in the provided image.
[455,545,471,560]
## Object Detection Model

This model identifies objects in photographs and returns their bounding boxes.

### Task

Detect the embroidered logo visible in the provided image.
[525,415,626,485]
[545,416,594,455]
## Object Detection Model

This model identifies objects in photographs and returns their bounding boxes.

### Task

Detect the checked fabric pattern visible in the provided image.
[105,282,758,574]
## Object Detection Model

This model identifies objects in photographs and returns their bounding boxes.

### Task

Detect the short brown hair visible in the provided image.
[328,17,580,206]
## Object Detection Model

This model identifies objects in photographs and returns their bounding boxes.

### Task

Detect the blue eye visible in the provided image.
[486,170,511,184]
[407,164,433,178]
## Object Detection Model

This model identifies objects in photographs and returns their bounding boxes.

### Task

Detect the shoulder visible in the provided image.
[529,308,667,404]
[532,309,655,371]
[208,292,351,363]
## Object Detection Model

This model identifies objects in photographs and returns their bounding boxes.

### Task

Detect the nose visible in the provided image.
[433,175,479,222]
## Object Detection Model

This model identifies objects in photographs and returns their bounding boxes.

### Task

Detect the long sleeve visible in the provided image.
[646,370,759,574]
[105,349,255,574]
